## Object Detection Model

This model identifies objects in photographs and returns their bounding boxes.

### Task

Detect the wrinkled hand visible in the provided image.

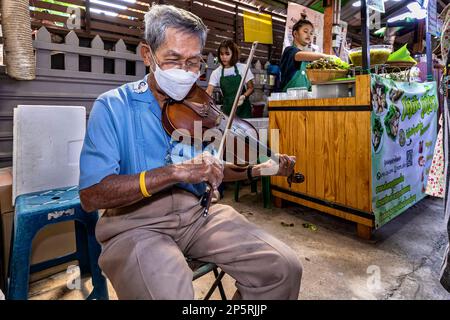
[177,152,224,189]
[277,154,296,176]
[238,95,246,107]
[258,154,296,177]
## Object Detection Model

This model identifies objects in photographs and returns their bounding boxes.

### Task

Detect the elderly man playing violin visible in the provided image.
[79,4,302,300]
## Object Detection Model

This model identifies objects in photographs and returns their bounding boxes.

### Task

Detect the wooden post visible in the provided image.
[91,35,103,74]
[115,39,127,76]
[65,31,80,72]
[273,196,284,208]
[234,5,239,44]
[323,0,334,55]
[35,27,52,70]
[357,224,372,240]
[413,20,425,54]
[2,0,35,80]
[85,0,91,34]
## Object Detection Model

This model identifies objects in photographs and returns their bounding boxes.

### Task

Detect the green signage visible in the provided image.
[371,75,438,228]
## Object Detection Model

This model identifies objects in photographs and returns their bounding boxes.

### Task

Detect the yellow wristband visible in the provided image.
[139,171,151,198]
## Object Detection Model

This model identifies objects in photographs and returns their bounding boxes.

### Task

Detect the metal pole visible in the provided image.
[333,0,341,24]
[425,13,433,81]
[361,0,370,74]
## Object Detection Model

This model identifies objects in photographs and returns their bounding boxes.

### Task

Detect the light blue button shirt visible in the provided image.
[79,76,207,197]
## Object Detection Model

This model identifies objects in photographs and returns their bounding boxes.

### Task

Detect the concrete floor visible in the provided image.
[28,182,450,300]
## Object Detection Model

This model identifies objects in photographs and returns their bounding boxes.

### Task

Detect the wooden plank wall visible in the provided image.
[28,0,287,63]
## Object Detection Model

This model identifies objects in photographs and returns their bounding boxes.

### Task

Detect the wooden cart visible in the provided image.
[268,75,374,239]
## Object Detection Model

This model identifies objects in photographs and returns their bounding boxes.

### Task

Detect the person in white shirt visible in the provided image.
[206,40,254,118]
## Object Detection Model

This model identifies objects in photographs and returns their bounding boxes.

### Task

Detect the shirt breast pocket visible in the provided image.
[135,108,168,171]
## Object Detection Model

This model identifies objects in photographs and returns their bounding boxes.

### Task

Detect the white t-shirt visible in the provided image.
[208,62,255,88]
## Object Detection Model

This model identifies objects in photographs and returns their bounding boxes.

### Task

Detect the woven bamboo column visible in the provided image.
[1,0,35,80]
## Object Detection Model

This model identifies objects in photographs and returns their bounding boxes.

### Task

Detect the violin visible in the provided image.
[162,84,259,166]
[160,42,304,214]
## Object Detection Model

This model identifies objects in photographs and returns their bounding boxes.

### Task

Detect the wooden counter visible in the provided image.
[268,75,374,239]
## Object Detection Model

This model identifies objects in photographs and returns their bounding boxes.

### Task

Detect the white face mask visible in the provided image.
[151,52,200,101]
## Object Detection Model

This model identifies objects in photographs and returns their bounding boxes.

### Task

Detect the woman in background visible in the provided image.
[280,19,332,92]
[206,40,254,118]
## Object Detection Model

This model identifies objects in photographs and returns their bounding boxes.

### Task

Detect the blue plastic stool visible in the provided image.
[7,186,108,300]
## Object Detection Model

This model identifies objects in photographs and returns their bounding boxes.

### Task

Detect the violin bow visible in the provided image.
[216,42,258,163]
[202,41,259,216]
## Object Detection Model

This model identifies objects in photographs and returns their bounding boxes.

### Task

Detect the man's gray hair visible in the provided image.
[144,4,208,51]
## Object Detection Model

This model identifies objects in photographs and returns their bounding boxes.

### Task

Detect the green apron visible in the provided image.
[220,65,252,118]
[282,61,311,92]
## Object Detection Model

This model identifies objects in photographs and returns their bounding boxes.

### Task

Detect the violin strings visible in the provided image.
[185,97,275,160]
[228,129,273,158]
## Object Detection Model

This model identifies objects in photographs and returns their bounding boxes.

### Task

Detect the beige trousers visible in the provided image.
[95,188,302,300]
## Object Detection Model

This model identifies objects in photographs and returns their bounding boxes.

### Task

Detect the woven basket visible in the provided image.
[306,69,348,84]
[1,0,35,80]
